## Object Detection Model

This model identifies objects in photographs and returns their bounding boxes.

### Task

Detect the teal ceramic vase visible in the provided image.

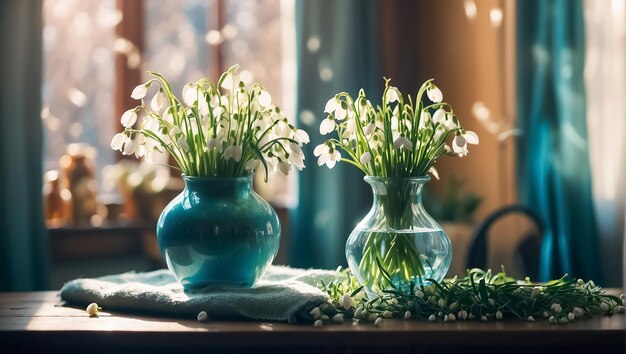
[156,175,280,289]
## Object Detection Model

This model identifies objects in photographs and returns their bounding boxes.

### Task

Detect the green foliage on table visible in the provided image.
[312,266,624,326]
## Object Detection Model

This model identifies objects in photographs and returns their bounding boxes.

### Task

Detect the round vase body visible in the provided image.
[157,176,280,289]
[346,176,452,297]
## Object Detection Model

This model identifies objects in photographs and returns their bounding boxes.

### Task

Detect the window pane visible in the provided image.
[42,0,118,186]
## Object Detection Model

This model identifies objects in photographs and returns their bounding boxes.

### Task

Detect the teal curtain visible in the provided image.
[0,0,48,290]
[291,0,380,268]
[516,0,602,282]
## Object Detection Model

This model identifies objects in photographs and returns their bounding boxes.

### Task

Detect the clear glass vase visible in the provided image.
[345,176,452,297]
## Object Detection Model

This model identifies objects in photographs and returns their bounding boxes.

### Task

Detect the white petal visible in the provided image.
[363,123,375,136]
[110,133,126,150]
[295,129,310,144]
[320,118,335,135]
[150,92,165,112]
[182,84,199,106]
[317,153,330,166]
[257,90,272,107]
[326,159,337,169]
[427,86,443,103]
[245,158,260,172]
[324,97,339,113]
[385,87,399,103]
[453,135,466,148]
[220,73,234,90]
[335,107,347,120]
[433,109,446,124]
[131,84,148,100]
[359,152,371,165]
[120,109,137,127]
[429,166,440,180]
[122,137,137,155]
[464,130,479,144]
[313,144,327,157]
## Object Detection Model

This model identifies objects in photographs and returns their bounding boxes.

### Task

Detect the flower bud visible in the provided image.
[404,311,411,320]
[314,320,323,328]
[86,303,100,317]
[197,311,208,322]
[374,317,383,327]
[333,313,344,323]
[428,314,436,322]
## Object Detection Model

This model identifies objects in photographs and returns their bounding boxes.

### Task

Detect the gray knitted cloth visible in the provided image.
[60,266,335,323]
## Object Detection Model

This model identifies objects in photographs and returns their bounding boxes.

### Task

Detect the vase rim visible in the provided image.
[182,174,254,182]
[363,175,431,183]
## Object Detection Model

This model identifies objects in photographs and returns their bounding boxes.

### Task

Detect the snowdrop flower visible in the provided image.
[182,84,200,106]
[313,320,323,328]
[320,315,329,321]
[86,303,100,317]
[362,122,375,136]
[573,307,584,318]
[131,83,149,100]
[550,303,562,313]
[437,298,446,308]
[314,144,341,169]
[359,152,371,165]
[207,136,220,151]
[333,313,344,323]
[527,316,535,322]
[458,310,468,320]
[223,145,243,162]
[324,97,340,113]
[428,314,436,322]
[374,317,383,327]
[567,312,575,321]
[393,135,413,150]
[433,109,446,124]
[294,129,310,145]
[443,314,450,322]
[120,109,138,128]
[427,84,443,103]
[122,136,138,156]
[382,311,393,318]
[488,298,495,306]
[354,307,364,318]
[452,131,479,157]
[309,307,321,320]
[319,115,336,135]
[220,72,234,90]
[448,313,456,321]
[110,133,126,151]
[559,317,569,324]
[257,90,272,107]
[385,86,400,103]
[414,289,425,299]
[549,316,556,324]
[151,90,165,112]
[495,311,503,320]
[429,166,440,180]
[404,311,411,320]
[197,311,208,322]
[481,316,488,322]
[340,294,353,310]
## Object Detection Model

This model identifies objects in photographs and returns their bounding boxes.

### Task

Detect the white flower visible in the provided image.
[428,166,440,180]
[309,307,321,320]
[110,133,126,150]
[382,311,393,318]
[481,315,488,322]
[573,307,584,318]
[433,109,446,124]
[567,312,575,321]
[324,97,340,113]
[151,91,165,112]
[257,90,272,107]
[448,313,456,321]
[414,290,424,299]
[404,311,411,320]
[120,109,137,127]
[278,161,291,175]
[458,310,468,320]
[223,145,243,162]
[294,129,310,145]
[452,130,479,157]
[177,137,190,153]
[385,86,400,103]
[374,317,383,327]
[86,303,99,317]
[428,314,436,322]
[359,152,371,165]
[527,316,535,322]
[182,83,200,106]
[332,313,344,323]
[319,116,336,135]
[427,85,443,103]
[354,307,364,318]
[362,122,375,136]
[549,316,556,324]
[340,294,353,310]
[131,84,148,100]
[437,298,446,308]
[122,136,138,155]
[313,320,323,328]
[559,317,569,324]
[393,136,413,150]
[245,159,260,172]
[314,144,341,169]
[496,311,503,320]
[220,72,234,90]
[207,137,219,151]
[197,311,208,322]
[443,314,449,322]
[550,303,562,313]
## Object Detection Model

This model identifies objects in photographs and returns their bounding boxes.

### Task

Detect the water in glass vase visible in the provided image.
[347,227,451,297]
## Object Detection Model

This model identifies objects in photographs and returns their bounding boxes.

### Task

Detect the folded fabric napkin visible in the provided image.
[60,266,336,323]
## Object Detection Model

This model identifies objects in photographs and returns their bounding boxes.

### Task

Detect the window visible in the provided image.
[42,0,295,204]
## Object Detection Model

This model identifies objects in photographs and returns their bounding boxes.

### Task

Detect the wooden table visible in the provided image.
[1,292,624,354]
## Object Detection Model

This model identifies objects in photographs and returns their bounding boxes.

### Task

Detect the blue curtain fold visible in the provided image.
[516,0,602,282]
[0,0,48,290]
[291,0,380,268]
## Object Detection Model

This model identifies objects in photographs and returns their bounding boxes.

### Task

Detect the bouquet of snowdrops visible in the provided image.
[316,78,478,293]
[111,65,310,179]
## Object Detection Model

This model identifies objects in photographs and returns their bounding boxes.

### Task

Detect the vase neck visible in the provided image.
[364,176,429,205]
[183,175,253,198]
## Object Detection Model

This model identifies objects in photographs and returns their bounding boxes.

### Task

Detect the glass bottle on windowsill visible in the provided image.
[60,144,99,226]
[43,170,72,228]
